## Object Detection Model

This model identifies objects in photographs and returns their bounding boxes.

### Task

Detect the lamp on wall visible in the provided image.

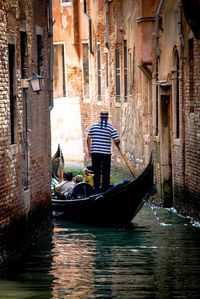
[27,73,43,92]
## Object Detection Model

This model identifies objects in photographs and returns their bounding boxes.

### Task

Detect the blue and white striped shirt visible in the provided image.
[88,122,119,154]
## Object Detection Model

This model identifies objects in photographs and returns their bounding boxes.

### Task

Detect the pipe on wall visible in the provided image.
[48,0,54,110]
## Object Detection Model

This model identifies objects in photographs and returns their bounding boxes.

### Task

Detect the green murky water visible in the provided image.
[1,204,200,299]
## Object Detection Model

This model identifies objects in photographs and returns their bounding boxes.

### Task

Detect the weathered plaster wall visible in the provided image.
[152,0,200,219]
[50,97,84,167]
[52,0,86,165]
[53,0,88,98]
[80,0,154,173]
[52,0,200,221]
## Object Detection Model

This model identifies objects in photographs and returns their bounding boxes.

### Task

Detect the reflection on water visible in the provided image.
[1,204,200,299]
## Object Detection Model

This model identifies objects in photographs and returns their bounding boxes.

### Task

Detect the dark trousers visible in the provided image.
[91,153,111,192]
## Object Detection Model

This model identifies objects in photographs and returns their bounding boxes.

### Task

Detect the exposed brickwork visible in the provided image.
[0,0,51,231]
[183,39,200,217]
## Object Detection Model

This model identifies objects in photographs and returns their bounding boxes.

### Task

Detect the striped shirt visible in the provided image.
[88,122,119,154]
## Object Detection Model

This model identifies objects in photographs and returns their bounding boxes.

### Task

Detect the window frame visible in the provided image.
[123,40,128,102]
[115,47,121,102]
[82,42,90,99]
[61,0,72,7]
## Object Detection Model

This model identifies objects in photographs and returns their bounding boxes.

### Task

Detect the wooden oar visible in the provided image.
[117,146,136,178]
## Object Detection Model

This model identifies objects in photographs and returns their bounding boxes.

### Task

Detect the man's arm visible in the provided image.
[114,138,120,148]
[111,125,120,148]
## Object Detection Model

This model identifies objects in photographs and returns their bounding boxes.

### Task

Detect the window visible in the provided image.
[37,34,43,75]
[61,0,72,6]
[82,43,89,98]
[8,43,17,144]
[124,41,128,101]
[20,31,28,78]
[115,48,121,102]
[83,0,87,14]
[97,44,101,101]
[89,17,93,54]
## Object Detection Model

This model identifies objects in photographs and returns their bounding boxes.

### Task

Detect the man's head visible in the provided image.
[75,175,84,183]
[64,171,73,181]
[100,110,109,118]
[100,110,109,127]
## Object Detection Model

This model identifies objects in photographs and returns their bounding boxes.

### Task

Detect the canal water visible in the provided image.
[1,203,200,299]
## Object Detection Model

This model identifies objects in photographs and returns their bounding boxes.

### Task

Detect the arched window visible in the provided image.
[174,50,180,139]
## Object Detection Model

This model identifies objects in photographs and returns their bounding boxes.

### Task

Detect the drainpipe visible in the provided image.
[155,0,165,57]
[48,0,54,110]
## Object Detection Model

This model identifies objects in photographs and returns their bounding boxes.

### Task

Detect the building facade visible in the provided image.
[152,0,200,217]
[0,0,52,270]
[51,0,85,166]
[52,0,200,221]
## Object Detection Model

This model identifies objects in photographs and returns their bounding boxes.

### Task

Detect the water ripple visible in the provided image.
[1,205,200,298]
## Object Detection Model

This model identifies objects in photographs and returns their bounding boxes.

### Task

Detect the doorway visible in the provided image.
[160,93,173,207]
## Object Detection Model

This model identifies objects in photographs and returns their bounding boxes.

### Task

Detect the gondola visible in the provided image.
[52,144,64,180]
[51,148,154,226]
[51,144,65,194]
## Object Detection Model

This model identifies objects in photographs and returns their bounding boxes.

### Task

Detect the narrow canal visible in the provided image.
[1,204,200,299]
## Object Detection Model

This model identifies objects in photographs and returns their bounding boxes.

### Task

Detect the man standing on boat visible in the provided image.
[87,110,120,193]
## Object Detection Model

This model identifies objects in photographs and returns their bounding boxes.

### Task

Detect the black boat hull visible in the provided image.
[52,154,154,226]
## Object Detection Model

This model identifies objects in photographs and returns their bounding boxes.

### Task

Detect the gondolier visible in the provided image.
[52,153,154,226]
[87,110,120,192]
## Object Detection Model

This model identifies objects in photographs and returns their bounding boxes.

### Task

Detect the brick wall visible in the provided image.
[181,38,200,218]
[0,0,51,230]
